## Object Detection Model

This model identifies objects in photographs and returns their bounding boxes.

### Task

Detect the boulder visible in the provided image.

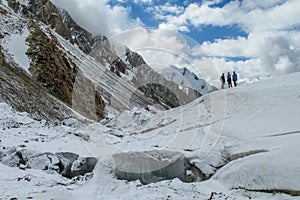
[25,153,60,171]
[55,152,79,178]
[69,157,97,178]
[55,152,97,178]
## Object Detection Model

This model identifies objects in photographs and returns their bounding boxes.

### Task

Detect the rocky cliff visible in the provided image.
[125,49,201,108]
[26,20,105,120]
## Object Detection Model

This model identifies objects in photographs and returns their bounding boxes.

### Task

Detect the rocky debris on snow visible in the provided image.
[208,192,236,200]
[61,117,78,127]
[73,131,90,141]
[0,6,8,15]
[0,147,97,179]
[7,0,21,13]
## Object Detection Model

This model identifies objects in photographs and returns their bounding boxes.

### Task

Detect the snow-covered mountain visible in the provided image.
[161,65,214,95]
[0,0,205,121]
[1,0,300,199]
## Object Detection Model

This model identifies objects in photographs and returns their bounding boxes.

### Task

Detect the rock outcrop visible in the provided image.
[27,0,95,53]
[27,0,72,41]
[125,49,201,108]
[72,71,106,120]
[26,21,105,120]
[0,59,75,121]
[0,43,76,121]
[26,20,78,106]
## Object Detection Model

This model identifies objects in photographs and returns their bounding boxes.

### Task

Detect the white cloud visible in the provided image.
[157,0,300,32]
[198,30,300,77]
[202,0,223,6]
[240,0,300,32]
[133,0,152,4]
[111,27,191,66]
[240,0,289,10]
[50,0,142,36]
[158,22,190,32]
[147,2,184,20]
[151,0,300,78]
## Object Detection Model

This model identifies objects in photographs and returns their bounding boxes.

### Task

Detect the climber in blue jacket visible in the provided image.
[232,71,238,87]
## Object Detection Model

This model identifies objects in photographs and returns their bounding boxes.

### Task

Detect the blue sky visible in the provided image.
[50,0,300,83]
[108,0,249,44]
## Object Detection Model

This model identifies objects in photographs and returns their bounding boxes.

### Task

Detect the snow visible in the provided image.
[161,65,213,95]
[0,3,31,73]
[1,71,300,199]
[1,3,300,199]
[0,102,91,156]
[2,27,31,72]
[16,0,30,6]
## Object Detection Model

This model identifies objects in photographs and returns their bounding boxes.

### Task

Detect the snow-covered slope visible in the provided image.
[1,1,300,199]
[161,65,214,95]
[1,71,300,199]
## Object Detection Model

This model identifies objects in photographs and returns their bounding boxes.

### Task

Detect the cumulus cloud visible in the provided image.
[50,0,142,36]
[111,28,191,67]
[200,30,300,76]
[240,0,300,32]
[146,2,185,20]
[156,0,300,32]
[132,0,153,4]
[153,0,300,78]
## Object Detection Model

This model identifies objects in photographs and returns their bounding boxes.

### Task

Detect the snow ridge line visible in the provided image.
[213,149,269,174]
[227,149,269,161]
[232,187,300,197]
[134,119,177,135]
[265,130,300,137]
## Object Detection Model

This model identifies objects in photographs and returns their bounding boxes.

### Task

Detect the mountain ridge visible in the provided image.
[0,0,209,121]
